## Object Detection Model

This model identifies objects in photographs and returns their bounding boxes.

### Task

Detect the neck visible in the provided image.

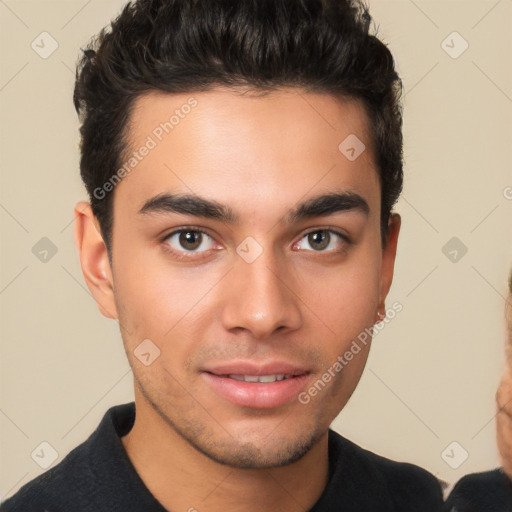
[122,392,330,512]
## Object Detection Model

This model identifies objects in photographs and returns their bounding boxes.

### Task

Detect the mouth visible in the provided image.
[201,364,310,409]
[223,373,300,383]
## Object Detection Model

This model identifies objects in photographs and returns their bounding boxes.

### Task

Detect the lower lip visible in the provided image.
[202,373,309,409]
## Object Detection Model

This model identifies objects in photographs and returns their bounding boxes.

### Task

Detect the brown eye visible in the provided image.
[295,229,348,253]
[164,229,216,254]
[307,230,330,251]
[179,231,202,250]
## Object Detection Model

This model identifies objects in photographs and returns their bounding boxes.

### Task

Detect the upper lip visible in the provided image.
[202,361,310,377]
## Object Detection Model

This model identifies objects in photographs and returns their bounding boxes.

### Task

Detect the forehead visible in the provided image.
[116,87,380,217]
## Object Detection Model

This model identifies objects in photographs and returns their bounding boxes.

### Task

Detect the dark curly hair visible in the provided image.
[73,0,403,254]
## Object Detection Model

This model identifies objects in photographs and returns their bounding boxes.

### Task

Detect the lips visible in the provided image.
[202,361,309,378]
[201,361,310,409]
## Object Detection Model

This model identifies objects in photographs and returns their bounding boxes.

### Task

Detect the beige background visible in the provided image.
[1,0,511,501]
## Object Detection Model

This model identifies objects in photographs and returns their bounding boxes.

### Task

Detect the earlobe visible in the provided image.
[73,201,118,320]
[379,213,401,307]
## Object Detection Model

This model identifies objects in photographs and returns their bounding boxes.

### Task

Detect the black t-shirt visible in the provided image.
[444,469,512,512]
[1,402,444,511]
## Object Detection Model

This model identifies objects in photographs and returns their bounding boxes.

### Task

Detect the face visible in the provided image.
[497,286,512,478]
[79,87,400,469]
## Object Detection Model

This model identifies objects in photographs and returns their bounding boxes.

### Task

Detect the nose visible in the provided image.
[219,249,303,339]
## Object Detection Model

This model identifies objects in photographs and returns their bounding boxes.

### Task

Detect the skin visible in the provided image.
[496,282,512,479]
[74,87,401,511]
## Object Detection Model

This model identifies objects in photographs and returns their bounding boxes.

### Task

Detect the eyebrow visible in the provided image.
[287,191,369,223]
[138,191,369,224]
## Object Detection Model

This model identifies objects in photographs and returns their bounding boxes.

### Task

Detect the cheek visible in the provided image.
[112,251,226,372]
[296,257,380,404]
[112,252,193,345]
[301,256,381,339]
[114,269,172,333]
[113,236,198,319]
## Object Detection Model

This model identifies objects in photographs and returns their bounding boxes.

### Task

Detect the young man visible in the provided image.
[444,270,512,511]
[2,1,444,510]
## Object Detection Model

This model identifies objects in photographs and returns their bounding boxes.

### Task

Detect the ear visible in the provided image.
[73,201,118,319]
[378,213,401,310]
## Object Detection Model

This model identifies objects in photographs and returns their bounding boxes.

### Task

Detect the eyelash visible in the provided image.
[160,227,216,261]
[160,227,351,261]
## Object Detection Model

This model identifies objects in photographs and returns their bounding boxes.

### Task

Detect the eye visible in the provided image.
[163,228,217,254]
[294,229,348,252]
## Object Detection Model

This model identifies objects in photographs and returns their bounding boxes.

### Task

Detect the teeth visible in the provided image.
[259,375,278,383]
[228,374,289,383]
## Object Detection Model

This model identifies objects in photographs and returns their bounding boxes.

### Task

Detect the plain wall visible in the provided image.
[1,0,511,500]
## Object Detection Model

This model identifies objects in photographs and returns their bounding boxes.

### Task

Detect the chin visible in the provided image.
[193,430,320,469]
[139,374,328,469]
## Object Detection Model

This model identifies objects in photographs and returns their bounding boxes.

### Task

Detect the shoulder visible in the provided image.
[444,469,512,512]
[329,430,444,510]
[333,431,442,490]
[0,439,93,511]
[1,403,135,512]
